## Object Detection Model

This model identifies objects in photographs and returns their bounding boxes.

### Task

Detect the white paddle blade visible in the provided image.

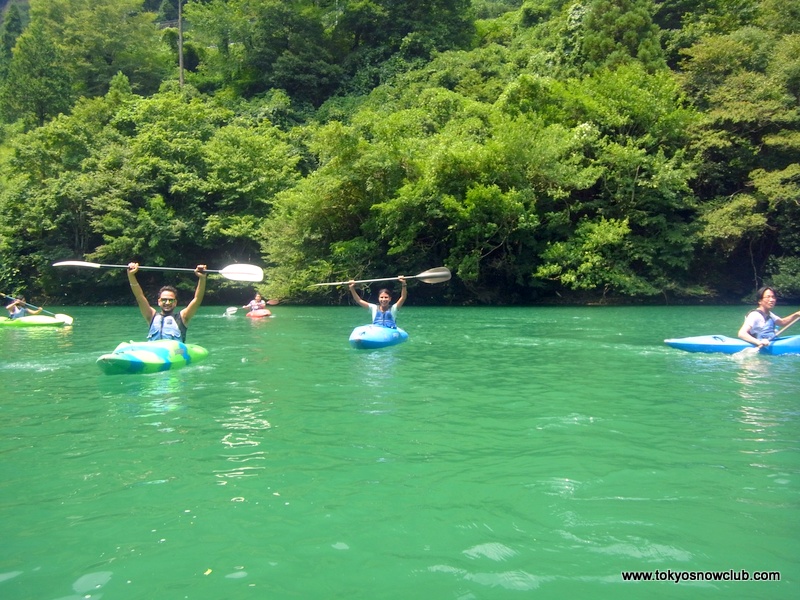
[225,307,238,316]
[53,260,103,269]
[733,347,761,360]
[735,345,761,357]
[417,267,451,284]
[313,266,452,287]
[218,264,264,282]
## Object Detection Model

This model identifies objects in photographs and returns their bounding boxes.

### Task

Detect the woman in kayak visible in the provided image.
[349,276,407,328]
[243,293,266,311]
[127,262,207,342]
[5,295,42,320]
[738,286,800,347]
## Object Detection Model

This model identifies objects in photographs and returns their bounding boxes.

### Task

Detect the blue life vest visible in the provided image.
[148,312,187,342]
[370,304,398,328]
[748,309,776,340]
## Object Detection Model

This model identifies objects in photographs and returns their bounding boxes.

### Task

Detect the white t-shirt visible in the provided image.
[743,310,777,339]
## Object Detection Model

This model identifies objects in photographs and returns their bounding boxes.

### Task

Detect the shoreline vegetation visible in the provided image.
[1,1,798,306]
[30,290,767,308]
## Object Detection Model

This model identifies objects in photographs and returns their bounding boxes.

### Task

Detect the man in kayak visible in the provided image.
[738,286,800,347]
[349,277,407,328]
[5,295,43,320]
[127,262,207,342]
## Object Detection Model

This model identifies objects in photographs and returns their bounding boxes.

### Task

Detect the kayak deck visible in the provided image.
[349,325,408,349]
[0,315,67,327]
[97,340,209,374]
[664,334,800,355]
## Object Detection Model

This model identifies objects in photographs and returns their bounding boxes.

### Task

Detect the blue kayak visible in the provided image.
[664,335,800,355]
[349,325,409,349]
[97,340,209,374]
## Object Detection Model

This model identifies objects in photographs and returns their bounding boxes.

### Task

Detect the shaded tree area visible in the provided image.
[181,0,476,104]
[0,0,797,305]
[0,74,299,302]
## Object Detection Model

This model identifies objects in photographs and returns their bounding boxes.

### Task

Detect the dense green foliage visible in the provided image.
[0,0,798,305]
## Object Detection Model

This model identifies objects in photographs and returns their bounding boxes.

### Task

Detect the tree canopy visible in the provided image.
[0,0,798,304]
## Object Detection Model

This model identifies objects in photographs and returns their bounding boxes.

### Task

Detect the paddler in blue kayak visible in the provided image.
[349,276,407,328]
[127,262,207,342]
[4,295,43,320]
[737,286,800,347]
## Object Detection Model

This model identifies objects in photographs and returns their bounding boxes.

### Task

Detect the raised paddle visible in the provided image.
[53,260,264,282]
[1,292,73,325]
[313,267,451,287]
[737,316,800,356]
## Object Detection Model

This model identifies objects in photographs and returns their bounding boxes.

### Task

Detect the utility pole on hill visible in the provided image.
[178,0,184,87]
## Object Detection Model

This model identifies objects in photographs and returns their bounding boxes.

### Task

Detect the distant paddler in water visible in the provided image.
[224,293,277,317]
[4,295,42,320]
[312,267,449,349]
[243,292,272,318]
[243,293,267,311]
[0,292,73,326]
[127,262,207,342]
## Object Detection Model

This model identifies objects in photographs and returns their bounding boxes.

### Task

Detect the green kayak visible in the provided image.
[96,340,209,375]
[0,315,68,327]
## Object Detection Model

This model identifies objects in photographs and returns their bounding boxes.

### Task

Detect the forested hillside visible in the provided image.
[0,0,798,305]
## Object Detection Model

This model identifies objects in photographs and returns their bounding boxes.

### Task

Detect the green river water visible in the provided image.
[1,304,797,599]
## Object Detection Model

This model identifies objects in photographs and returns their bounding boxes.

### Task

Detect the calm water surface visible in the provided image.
[1,305,798,599]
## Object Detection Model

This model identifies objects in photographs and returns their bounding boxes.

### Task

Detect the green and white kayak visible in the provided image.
[0,315,68,327]
[96,340,209,375]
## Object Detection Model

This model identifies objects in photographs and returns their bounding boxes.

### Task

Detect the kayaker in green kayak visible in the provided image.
[127,262,207,342]
[5,295,43,320]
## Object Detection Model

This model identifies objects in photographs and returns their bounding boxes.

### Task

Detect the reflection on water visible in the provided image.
[733,354,772,395]
[354,347,401,390]
[100,371,190,417]
[0,569,114,600]
[0,326,76,371]
[215,397,271,486]
[733,354,798,432]
[429,564,545,591]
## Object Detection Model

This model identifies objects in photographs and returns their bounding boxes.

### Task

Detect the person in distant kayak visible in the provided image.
[349,277,407,328]
[243,293,266,311]
[127,262,207,342]
[737,286,800,347]
[5,296,43,320]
